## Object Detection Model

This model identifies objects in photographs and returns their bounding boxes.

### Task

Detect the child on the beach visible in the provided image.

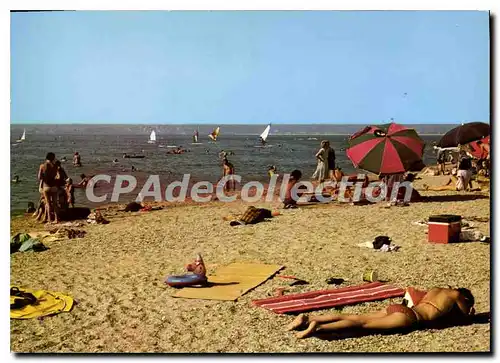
[66,178,75,208]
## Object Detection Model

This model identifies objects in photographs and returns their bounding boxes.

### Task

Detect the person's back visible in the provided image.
[413,287,474,322]
[327,147,336,170]
[458,157,472,171]
[54,162,67,188]
[39,160,57,188]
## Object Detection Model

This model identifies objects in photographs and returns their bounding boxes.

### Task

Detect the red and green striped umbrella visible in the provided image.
[346,123,425,174]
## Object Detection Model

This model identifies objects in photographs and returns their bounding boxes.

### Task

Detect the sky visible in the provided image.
[10,11,490,125]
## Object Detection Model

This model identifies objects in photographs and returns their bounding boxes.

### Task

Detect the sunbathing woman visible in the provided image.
[286,287,475,339]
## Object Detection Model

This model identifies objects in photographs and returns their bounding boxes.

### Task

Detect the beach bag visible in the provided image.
[124,202,142,212]
[18,238,48,253]
[10,287,38,310]
[10,233,32,254]
[372,236,392,250]
[240,207,272,225]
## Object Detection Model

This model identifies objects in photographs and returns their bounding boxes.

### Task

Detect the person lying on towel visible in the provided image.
[286,287,475,339]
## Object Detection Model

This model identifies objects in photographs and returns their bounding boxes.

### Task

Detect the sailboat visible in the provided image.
[191,128,202,144]
[16,129,26,143]
[208,126,220,142]
[148,130,157,144]
[255,124,272,147]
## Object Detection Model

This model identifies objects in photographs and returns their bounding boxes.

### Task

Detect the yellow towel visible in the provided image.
[27,231,64,243]
[10,286,74,319]
[173,263,283,301]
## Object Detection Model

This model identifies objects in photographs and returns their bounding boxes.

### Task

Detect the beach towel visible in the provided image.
[173,263,283,301]
[252,282,405,314]
[10,286,74,319]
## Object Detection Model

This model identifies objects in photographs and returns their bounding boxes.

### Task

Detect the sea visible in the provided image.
[10,124,449,213]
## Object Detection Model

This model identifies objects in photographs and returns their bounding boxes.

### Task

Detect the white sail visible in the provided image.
[148,130,157,143]
[208,126,220,141]
[260,124,271,142]
[16,129,26,143]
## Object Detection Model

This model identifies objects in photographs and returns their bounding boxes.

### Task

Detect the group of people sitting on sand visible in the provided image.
[280,167,421,209]
[34,152,91,224]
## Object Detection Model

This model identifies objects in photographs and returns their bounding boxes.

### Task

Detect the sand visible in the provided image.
[10,177,490,353]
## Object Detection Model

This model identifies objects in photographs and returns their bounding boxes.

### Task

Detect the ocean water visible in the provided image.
[10,125,442,212]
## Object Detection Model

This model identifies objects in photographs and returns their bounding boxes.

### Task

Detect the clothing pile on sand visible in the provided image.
[10,233,48,254]
[229,206,278,226]
[10,286,74,319]
[87,210,109,224]
[357,235,401,252]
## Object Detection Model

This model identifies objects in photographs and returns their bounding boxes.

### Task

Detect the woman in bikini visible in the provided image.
[286,287,475,339]
[37,152,59,224]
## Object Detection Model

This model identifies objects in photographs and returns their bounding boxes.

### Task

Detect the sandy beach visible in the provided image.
[10,175,490,353]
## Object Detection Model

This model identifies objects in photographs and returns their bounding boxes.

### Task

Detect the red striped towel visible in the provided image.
[252,282,405,314]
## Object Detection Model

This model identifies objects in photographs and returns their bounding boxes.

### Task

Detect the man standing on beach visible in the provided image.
[38,152,59,223]
[435,146,446,175]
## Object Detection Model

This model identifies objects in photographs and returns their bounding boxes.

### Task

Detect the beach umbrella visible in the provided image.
[467,136,490,159]
[346,123,425,174]
[437,122,490,148]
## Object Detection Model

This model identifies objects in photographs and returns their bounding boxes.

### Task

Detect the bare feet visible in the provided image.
[285,313,308,331]
[295,321,318,339]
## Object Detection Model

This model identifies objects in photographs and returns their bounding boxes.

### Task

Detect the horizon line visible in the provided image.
[10,121,472,126]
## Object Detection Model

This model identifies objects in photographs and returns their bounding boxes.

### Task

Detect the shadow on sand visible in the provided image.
[419,194,489,203]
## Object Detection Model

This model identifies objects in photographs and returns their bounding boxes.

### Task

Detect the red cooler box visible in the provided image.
[428,214,461,243]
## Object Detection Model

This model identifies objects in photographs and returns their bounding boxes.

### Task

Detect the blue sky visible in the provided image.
[11,11,489,124]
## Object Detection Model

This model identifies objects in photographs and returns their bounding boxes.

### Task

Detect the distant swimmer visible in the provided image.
[113,158,119,163]
[61,156,67,162]
[131,165,137,172]
[77,174,93,188]
[73,152,82,167]
[12,175,20,183]
[219,150,227,159]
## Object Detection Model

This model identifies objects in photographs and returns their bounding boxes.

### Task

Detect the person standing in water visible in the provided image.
[73,152,82,167]
[222,159,235,192]
[312,140,329,183]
